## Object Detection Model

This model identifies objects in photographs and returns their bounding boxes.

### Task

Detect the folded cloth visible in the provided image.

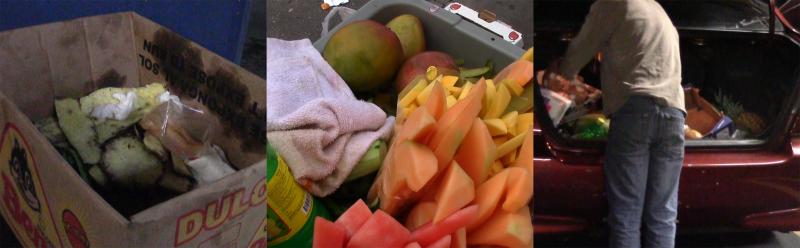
[266,38,394,197]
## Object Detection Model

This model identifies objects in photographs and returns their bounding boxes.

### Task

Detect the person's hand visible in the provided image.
[543,58,570,92]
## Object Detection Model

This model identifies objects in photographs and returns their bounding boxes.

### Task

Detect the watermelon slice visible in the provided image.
[314,217,347,248]
[404,242,422,248]
[427,235,452,248]
[335,199,372,238]
[409,205,478,246]
[347,210,411,248]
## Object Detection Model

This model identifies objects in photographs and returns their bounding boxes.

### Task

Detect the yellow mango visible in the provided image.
[484,118,507,137]
[504,79,524,96]
[459,82,474,101]
[489,160,504,177]
[501,111,519,135]
[521,47,533,62]
[415,80,438,106]
[442,75,459,88]
[484,84,511,119]
[400,79,428,107]
[516,112,534,135]
[446,95,457,108]
[482,79,497,115]
[502,149,516,166]
[493,136,508,147]
[496,132,526,160]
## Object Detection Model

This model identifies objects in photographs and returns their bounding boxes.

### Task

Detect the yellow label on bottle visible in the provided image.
[267,155,312,244]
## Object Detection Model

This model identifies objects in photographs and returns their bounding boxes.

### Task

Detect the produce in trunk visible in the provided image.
[684,126,703,139]
[736,111,766,135]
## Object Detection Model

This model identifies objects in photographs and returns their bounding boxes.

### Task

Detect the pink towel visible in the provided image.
[266,38,394,197]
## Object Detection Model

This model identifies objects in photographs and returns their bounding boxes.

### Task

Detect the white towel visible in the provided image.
[266,38,394,197]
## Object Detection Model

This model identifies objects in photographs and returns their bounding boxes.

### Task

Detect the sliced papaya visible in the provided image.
[405,201,438,230]
[467,170,509,230]
[433,161,475,224]
[429,79,486,172]
[503,167,533,212]
[466,207,533,248]
[454,118,496,185]
[424,82,447,120]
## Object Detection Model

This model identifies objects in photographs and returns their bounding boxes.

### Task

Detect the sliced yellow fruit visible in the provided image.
[416,80,438,106]
[496,132,526,160]
[516,112,534,135]
[482,79,497,115]
[484,118,508,137]
[484,84,512,119]
[459,82,474,101]
[448,85,462,96]
[398,105,415,123]
[502,149,516,166]
[504,79,524,96]
[493,136,509,147]
[446,95,457,108]
[489,160,504,177]
[431,74,444,85]
[521,47,533,62]
[400,79,428,107]
[501,111,519,135]
[442,75,459,88]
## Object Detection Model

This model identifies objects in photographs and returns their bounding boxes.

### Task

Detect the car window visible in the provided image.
[535,0,778,32]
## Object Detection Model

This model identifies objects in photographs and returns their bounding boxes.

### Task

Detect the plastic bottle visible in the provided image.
[267,144,330,247]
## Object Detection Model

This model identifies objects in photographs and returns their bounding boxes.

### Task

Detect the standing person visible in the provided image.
[546,0,685,247]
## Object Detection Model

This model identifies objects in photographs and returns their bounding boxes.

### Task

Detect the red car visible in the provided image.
[533,0,800,233]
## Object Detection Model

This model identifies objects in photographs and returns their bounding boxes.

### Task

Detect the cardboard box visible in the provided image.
[0,12,266,247]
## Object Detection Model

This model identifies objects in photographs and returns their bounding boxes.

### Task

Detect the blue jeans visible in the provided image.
[605,96,685,248]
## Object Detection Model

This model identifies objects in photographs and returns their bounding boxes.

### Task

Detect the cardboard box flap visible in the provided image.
[0,12,266,169]
[132,12,265,168]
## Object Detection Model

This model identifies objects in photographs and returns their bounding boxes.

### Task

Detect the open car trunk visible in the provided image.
[533,28,800,148]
